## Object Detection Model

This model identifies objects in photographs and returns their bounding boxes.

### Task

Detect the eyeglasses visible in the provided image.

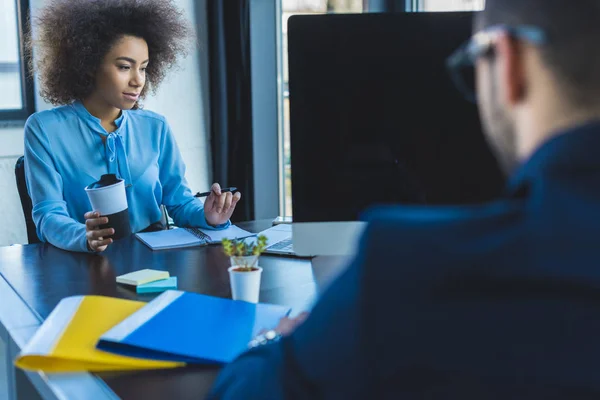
[446,25,548,103]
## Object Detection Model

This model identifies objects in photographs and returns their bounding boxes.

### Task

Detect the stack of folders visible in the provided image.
[97,291,290,364]
[15,291,290,372]
[15,296,183,372]
[116,269,178,294]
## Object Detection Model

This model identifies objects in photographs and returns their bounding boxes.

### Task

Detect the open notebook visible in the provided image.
[135,226,253,250]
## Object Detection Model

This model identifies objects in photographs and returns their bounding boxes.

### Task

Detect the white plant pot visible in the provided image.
[228,266,263,303]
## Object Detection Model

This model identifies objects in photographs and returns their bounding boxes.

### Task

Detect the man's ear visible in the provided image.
[495,33,526,106]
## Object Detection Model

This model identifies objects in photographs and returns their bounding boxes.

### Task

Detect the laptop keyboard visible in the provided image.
[268,238,293,252]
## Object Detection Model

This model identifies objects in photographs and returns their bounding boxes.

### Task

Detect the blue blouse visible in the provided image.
[24,101,227,252]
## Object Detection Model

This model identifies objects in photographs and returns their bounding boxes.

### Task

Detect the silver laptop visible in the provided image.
[261,224,296,256]
[292,222,367,257]
[260,221,367,257]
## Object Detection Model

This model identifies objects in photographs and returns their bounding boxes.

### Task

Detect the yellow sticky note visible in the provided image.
[116,269,170,286]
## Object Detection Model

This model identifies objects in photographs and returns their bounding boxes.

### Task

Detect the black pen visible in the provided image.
[194,187,238,198]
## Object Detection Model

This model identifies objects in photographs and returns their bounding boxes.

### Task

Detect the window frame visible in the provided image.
[0,0,35,123]
[249,0,283,219]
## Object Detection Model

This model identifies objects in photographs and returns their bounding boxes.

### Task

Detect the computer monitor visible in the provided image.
[288,12,505,223]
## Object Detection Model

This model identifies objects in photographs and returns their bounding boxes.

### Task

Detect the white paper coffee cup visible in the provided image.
[85,174,131,240]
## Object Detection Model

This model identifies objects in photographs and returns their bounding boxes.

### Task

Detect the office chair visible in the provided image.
[15,156,41,244]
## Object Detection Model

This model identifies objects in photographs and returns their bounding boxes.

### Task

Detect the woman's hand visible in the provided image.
[84,211,114,252]
[204,183,241,226]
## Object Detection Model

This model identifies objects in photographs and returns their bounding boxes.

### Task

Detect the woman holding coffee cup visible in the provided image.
[24,0,241,252]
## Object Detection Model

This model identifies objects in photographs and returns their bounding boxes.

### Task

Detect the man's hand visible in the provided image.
[204,183,242,226]
[84,211,113,252]
[275,312,310,336]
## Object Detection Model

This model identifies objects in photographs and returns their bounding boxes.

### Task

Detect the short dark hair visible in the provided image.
[28,0,192,106]
[480,0,600,108]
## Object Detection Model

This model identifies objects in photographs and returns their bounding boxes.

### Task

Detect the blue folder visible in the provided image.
[96,291,289,364]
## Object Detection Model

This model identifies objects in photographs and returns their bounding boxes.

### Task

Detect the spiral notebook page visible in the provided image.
[135,226,254,250]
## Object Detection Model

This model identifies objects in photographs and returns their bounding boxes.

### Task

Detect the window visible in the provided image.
[279,0,364,217]
[0,0,34,122]
[419,0,484,11]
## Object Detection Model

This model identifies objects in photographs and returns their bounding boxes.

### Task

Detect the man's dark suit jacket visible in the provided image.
[211,121,600,399]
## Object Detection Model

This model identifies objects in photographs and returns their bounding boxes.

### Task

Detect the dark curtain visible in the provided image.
[366,0,406,12]
[206,0,254,222]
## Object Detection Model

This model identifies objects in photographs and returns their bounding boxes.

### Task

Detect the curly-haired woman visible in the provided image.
[24,0,241,252]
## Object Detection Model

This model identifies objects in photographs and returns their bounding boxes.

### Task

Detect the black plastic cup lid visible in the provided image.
[88,174,122,189]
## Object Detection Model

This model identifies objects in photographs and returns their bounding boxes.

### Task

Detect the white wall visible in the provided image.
[0,0,211,246]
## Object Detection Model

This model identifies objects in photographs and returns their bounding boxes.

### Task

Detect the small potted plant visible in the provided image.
[222,235,268,303]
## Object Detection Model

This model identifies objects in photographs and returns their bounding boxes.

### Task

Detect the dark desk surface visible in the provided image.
[0,220,350,399]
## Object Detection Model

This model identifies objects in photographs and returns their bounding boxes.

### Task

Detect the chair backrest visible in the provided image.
[15,156,41,244]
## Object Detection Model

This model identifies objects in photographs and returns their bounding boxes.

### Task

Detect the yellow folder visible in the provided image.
[15,295,184,372]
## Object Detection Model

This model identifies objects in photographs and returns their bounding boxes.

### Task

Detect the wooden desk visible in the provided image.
[0,220,350,400]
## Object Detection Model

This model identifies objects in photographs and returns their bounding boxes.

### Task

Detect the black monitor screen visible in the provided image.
[288,13,505,222]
